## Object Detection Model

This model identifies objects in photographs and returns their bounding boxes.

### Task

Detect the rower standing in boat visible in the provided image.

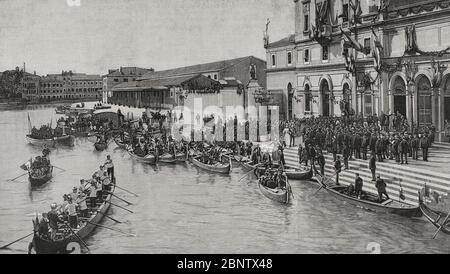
[375,175,389,202]
[104,155,114,180]
[70,187,78,202]
[334,156,342,186]
[317,151,325,176]
[355,173,363,199]
[76,189,88,218]
[47,203,60,241]
[38,213,50,239]
[65,197,78,229]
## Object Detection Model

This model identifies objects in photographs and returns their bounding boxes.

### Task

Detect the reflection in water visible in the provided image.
[1,106,450,254]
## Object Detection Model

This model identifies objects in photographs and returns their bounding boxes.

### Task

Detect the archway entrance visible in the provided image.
[320,80,330,117]
[287,83,293,120]
[392,76,407,116]
[417,76,432,126]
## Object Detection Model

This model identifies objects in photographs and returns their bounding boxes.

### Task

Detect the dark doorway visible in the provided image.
[323,94,330,117]
[394,95,406,116]
[445,97,450,123]
[287,83,293,120]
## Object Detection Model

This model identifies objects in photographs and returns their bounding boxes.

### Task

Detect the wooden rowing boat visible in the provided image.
[26,134,74,147]
[127,150,156,164]
[285,166,313,181]
[29,166,53,187]
[314,172,422,218]
[190,155,231,174]
[29,184,116,253]
[419,192,450,235]
[258,174,292,204]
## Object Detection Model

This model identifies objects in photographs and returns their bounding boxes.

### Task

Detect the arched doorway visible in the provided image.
[304,84,311,113]
[320,80,330,117]
[287,83,293,119]
[392,76,407,116]
[417,76,432,126]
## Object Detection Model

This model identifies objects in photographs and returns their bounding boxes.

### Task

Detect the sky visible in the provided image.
[0,0,294,75]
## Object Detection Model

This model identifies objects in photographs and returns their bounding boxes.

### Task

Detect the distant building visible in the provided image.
[21,72,41,101]
[102,67,154,104]
[29,71,103,102]
[109,56,266,116]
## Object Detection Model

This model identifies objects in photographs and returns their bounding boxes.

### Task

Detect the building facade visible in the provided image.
[23,71,103,102]
[102,67,154,104]
[266,0,450,140]
[108,56,267,117]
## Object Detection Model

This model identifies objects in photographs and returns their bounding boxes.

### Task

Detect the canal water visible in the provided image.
[0,106,449,254]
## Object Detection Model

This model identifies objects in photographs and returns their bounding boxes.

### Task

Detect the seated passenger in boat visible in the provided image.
[38,213,50,239]
[47,203,60,241]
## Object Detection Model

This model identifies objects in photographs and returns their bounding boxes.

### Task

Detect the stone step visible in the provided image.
[284,149,449,182]
[433,142,450,150]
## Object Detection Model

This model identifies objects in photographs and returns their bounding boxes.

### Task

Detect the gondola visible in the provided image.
[28,166,53,187]
[94,142,108,151]
[284,166,313,181]
[418,191,450,235]
[190,155,231,174]
[29,184,116,254]
[313,172,422,218]
[26,134,74,147]
[127,150,156,164]
[257,173,292,204]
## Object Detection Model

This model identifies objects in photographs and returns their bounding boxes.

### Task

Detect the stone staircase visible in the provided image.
[284,144,450,206]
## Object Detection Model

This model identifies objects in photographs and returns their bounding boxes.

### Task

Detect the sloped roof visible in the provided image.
[139,56,262,80]
[112,74,219,92]
[105,67,153,77]
[266,34,295,49]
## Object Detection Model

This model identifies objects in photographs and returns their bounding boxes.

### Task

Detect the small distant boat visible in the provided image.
[94,104,111,110]
[190,155,231,174]
[314,172,422,218]
[258,174,292,204]
[284,166,313,181]
[29,166,53,187]
[55,105,70,114]
[127,150,156,164]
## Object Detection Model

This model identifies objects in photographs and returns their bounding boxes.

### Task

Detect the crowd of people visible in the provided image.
[35,156,115,241]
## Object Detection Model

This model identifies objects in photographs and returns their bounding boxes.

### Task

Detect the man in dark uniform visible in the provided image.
[353,133,361,159]
[399,136,409,164]
[393,135,400,163]
[375,135,383,162]
[411,134,419,160]
[420,133,430,161]
[331,136,338,162]
[342,144,349,170]
[375,175,390,202]
[334,156,342,186]
[361,132,369,160]
[354,173,363,198]
[369,153,376,181]
[369,133,378,156]
[317,151,326,176]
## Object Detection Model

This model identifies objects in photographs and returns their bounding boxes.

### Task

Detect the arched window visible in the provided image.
[304,84,311,112]
[320,80,330,117]
[417,76,432,126]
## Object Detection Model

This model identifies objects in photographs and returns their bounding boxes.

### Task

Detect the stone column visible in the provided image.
[432,88,437,128]
[318,90,323,116]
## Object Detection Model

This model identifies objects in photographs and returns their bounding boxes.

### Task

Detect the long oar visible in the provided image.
[96,210,122,224]
[108,192,133,205]
[114,185,139,197]
[8,172,28,182]
[313,172,337,195]
[52,165,66,172]
[106,200,134,213]
[84,220,136,237]
[0,232,34,249]
[433,211,450,239]
[64,224,90,252]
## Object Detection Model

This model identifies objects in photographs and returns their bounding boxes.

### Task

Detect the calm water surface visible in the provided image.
[0,106,449,254]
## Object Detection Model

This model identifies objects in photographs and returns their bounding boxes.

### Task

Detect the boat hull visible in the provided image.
[419,194,450,235]
[190,157,231,174]
[31,185,114,254]
[285,167,313,181]
[258,182,291,204]
[128,150,156,164]
[94,142,107,151]
[29,166,53,187]
[26,135,74,147]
